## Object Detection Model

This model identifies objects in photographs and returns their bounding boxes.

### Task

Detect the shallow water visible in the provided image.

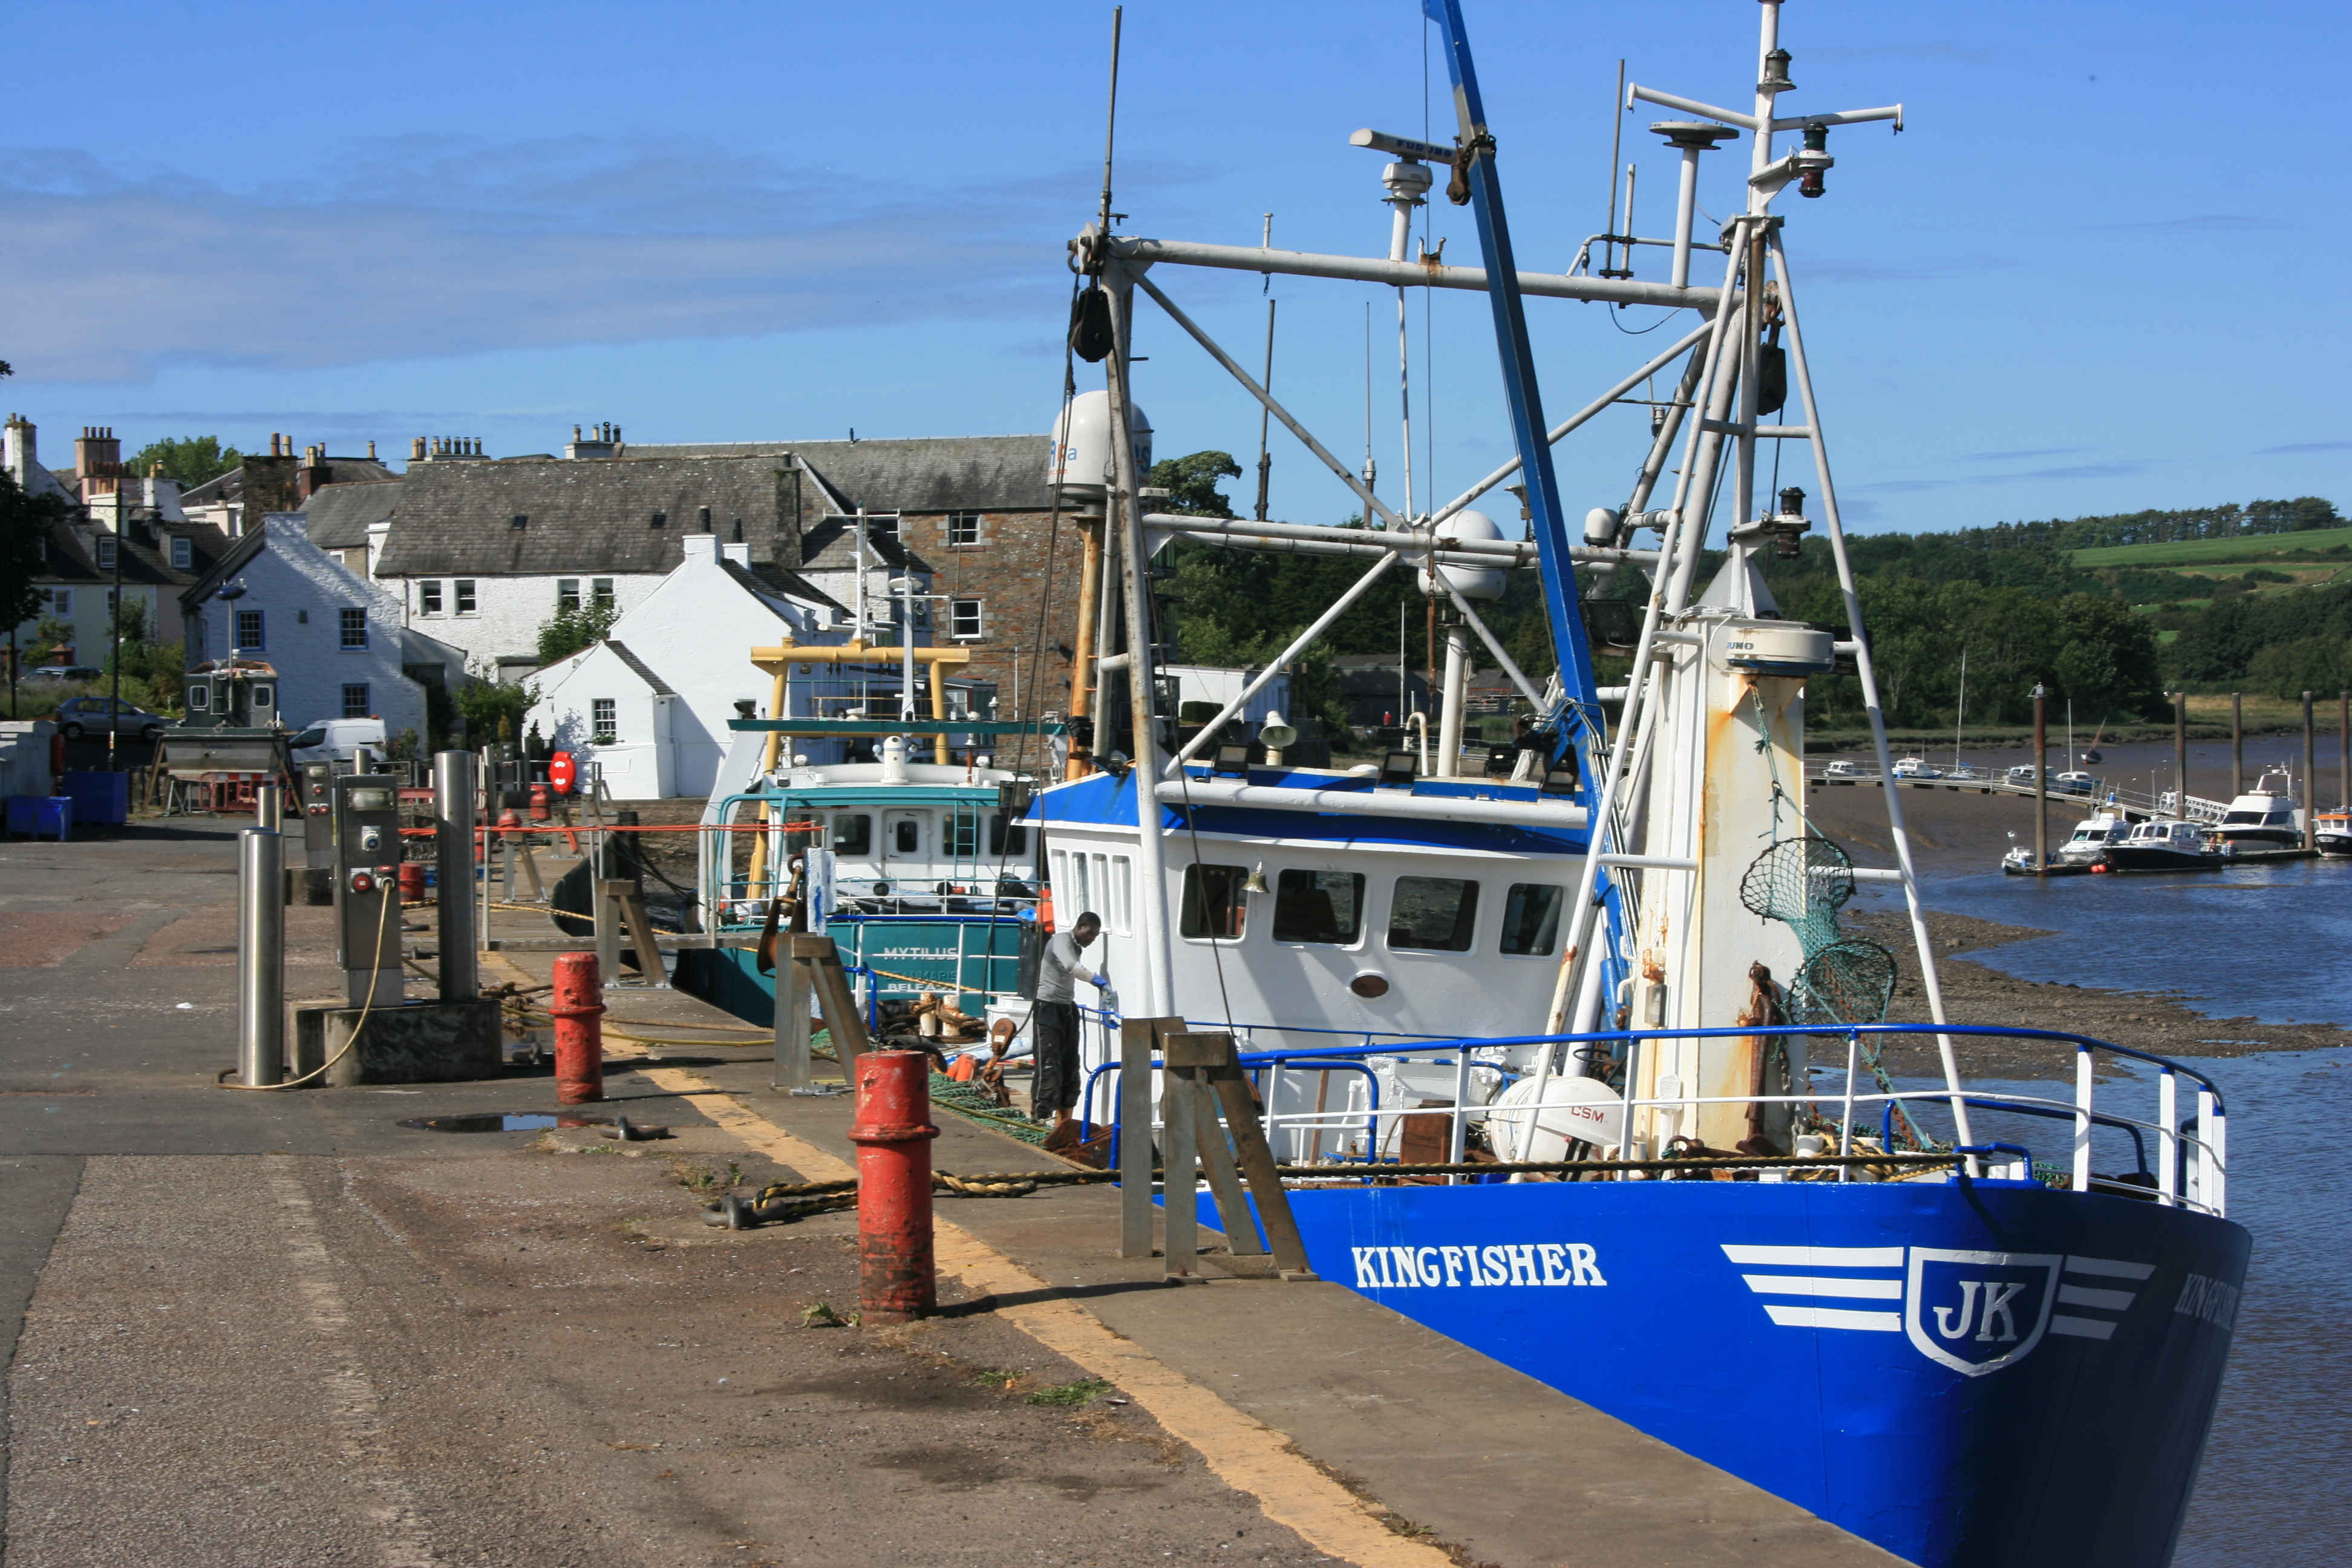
[1856,868,2352,1563]
[1858,857,2352,1030]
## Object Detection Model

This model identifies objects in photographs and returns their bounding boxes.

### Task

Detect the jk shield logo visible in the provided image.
[1903,1249,2062,1376]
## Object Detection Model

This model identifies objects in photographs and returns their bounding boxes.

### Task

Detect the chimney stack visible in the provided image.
[75,426,123,493]
[1,414,33,487]
[411,436,427,462]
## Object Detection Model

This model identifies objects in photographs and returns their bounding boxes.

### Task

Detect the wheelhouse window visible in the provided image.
[832,814,872,856]
[591,698,616,743]
[1273,869,1362,945]
[1388,876,1478,952]
[1179,863,1248,940]
[948,809,979,858]
[1498,883,1564,956]
[893,818,920,855]
[987,815,1030,858]
[339,608,368,649]
[419,580,443,615]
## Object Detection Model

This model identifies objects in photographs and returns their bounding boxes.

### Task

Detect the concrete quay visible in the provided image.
[0,819,1900,1568]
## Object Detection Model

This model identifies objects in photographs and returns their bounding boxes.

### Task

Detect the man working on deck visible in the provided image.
[1032,912,1106,1132]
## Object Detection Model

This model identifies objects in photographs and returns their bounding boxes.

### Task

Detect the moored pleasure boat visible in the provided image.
[2213,770,2304,851]
[2106,818,2224,872]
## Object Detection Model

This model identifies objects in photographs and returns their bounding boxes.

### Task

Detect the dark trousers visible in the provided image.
[1033,999,1081,1116]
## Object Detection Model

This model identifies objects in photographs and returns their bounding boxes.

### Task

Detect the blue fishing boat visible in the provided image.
[1021,4,2249,1564]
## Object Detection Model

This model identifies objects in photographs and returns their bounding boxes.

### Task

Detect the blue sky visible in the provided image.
[1,0,2343,535]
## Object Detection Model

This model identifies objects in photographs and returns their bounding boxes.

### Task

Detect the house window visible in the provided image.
[557,578,580,612]
[1178,863,1248,941]
[170,536,193,570]
[96,537,116,570]
[591,578,614,608]
[1273,869,1364,946]
[1387,876,1478,952]
[832,814,872,855]
[950,598,984,641]
[592,698,617,743]
[455,580,477,615]
[947,511,982,546]
[339,609,368,649]
[47,589,71,616]
[341,683,370,718]
[1499,884,1564,956]
[234,610,265,650]
[420,580,443,615]
[865,515,900,543]
[510,513,529,530]
[648,511,667,529]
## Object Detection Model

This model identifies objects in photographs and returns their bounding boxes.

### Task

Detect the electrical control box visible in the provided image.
[300,761,336,855]
[332,774,404,1006]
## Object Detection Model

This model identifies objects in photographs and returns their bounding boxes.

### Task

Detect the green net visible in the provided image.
[1738,834,1895,1027]
[1739,832,1928,1146]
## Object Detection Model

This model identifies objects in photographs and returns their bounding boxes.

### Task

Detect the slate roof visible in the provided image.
[371,456,795,577]
[181,456,399,508]
[603,641,676,696]
[719,557,844,615]
[629,434,1054,513]
[797,515,930,574]
[302,480,403,548]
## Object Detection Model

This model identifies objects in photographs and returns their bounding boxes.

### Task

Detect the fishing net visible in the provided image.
[1738,834,1895,1026]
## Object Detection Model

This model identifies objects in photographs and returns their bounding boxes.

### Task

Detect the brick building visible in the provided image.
[624,434,1077,720]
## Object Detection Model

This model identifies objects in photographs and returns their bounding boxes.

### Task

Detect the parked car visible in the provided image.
[289,717,389,765]
[24,665,103,684]
[1892,757,1944,779]
[53,695,167,742]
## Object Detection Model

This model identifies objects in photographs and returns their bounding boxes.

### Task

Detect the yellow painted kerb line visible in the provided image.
[634,1064,1453,1568]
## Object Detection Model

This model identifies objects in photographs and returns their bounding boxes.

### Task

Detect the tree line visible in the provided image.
[1149,449,2352,730]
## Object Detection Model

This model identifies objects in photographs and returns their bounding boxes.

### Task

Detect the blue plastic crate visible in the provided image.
[58,771,128,828]
[4,796,72,841]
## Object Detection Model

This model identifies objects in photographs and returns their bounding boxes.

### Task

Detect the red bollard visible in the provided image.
[549,952,606,1105]
[849,1051,939,1323]
[397,860,426,904]
[528,783,552,822]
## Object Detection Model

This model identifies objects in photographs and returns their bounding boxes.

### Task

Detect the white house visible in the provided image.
[178,514,465,746]
[524,534,844,799]
[1160,664,1294,727]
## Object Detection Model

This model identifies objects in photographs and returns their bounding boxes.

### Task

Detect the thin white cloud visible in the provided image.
[0,137,1095,384]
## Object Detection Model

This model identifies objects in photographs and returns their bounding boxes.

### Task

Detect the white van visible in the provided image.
[289,717,388,765]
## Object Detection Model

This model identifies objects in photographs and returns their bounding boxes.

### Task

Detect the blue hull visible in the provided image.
[1283,1177,2246,1567]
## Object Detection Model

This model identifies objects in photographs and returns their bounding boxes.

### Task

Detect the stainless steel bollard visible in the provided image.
[237,828,286,1086]
[433,751,479,1002]
[256,782,283,832]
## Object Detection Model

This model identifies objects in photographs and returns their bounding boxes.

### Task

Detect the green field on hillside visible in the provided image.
[2069,526,2352,568]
